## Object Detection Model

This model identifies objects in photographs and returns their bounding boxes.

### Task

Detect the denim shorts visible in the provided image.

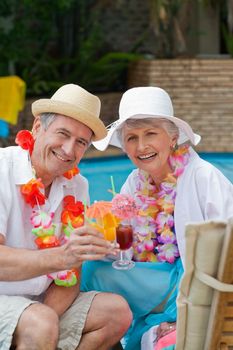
[0,291,98,350]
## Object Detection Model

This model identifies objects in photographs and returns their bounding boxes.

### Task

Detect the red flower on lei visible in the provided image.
[16,129,81,287]
[15,130,35,156]
[61,195,84,228]
[35,235,60,249]
[21,178,46,208]
[63,167,80,179]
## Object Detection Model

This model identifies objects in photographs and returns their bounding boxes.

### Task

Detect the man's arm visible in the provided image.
[0,233,65,280]
[1,230,85,318]
[0,226,117,281]
[43,269,81,317]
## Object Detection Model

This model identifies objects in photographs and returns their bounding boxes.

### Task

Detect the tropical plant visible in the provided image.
[0,0,77,95]
[1,0,232,95]
[222,24,233,56]
[147,0,233,58]
[0,0,140,95]
[148,0,190,58]
[220,0,233,55]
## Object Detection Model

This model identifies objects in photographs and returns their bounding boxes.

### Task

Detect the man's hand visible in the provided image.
[61,225,119,269]
[0,226,118,281]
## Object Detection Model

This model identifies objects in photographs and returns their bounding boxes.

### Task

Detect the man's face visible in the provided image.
[32,114,92,182]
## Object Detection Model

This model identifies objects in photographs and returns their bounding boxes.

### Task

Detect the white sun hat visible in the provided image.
[32,84,107,141]
[93,86,201,150]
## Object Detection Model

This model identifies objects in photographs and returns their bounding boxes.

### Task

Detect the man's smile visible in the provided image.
[52,150,73,163]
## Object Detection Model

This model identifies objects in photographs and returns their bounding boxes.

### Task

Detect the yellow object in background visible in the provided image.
[0,76,26,125]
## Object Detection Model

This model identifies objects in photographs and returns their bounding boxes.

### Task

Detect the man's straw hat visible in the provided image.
[32,84,107,141]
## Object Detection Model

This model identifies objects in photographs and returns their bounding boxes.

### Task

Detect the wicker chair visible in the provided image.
[176,218,233,350]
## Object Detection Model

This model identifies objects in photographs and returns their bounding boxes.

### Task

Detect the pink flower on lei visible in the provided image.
[132,145,190,263]
[157,243,180,263]
[136,194,157,208]
[144,239,155,251]
[169,145,190,177]
[133,216,156,237]
[155,212,174,232]
[135,242,145,254]
[157,226,176,244]
[30,210,54,228]
[156,198,174,214]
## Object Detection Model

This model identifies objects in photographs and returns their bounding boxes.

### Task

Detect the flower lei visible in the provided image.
[132,145,190,263]
[16,130,84,287]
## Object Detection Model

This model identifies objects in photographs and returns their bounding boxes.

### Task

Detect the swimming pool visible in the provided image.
[79,153,233,202]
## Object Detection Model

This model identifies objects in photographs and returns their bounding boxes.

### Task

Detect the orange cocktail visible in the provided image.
[91,213,119,242]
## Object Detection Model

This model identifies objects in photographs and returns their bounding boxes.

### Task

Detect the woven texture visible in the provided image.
[176,218,233,350]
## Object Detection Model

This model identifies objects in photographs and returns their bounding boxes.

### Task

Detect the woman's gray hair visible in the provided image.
[39,113,56,130]
[116,118,179,148]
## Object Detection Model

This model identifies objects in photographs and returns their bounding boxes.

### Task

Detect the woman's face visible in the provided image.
[123,124,176,183]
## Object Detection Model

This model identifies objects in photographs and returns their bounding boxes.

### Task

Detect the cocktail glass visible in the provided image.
[112,223,135,270]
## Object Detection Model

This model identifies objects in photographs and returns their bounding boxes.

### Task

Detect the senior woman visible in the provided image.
[81,87,233,350]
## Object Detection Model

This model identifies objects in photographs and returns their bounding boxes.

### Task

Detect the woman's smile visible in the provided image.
[137,152,157,161]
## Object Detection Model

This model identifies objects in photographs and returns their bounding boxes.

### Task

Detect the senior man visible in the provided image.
[0,84,132,350]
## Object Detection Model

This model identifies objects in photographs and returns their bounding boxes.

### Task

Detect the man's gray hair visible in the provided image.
[40,113,56,130]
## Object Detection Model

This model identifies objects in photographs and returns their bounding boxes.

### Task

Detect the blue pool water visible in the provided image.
[79,153,233,203]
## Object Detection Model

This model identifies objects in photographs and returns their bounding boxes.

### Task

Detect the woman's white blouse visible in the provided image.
[121,148,233,265]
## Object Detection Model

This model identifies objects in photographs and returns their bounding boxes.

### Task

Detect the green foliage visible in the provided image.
[0,0,72,94]
[198,0,223,8]
[222,24,233,57]
[149,0,191,58]
[3,0,230,93]
[79,52,142,92]
[149,0,232,58]
[0,0,140,96]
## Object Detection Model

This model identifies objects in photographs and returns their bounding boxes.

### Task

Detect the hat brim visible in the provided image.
[32,99,107,141]
[93,114,201,151]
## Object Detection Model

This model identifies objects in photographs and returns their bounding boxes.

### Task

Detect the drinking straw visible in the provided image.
[83,200,93,225]
[110,175,117,197]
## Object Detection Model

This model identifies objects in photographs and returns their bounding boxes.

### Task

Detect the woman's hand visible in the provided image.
[61,225,119,269]
[156,321,176,341]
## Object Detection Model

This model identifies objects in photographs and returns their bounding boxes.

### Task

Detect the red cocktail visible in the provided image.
[116,224,133,250]
[112,223,135,270]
